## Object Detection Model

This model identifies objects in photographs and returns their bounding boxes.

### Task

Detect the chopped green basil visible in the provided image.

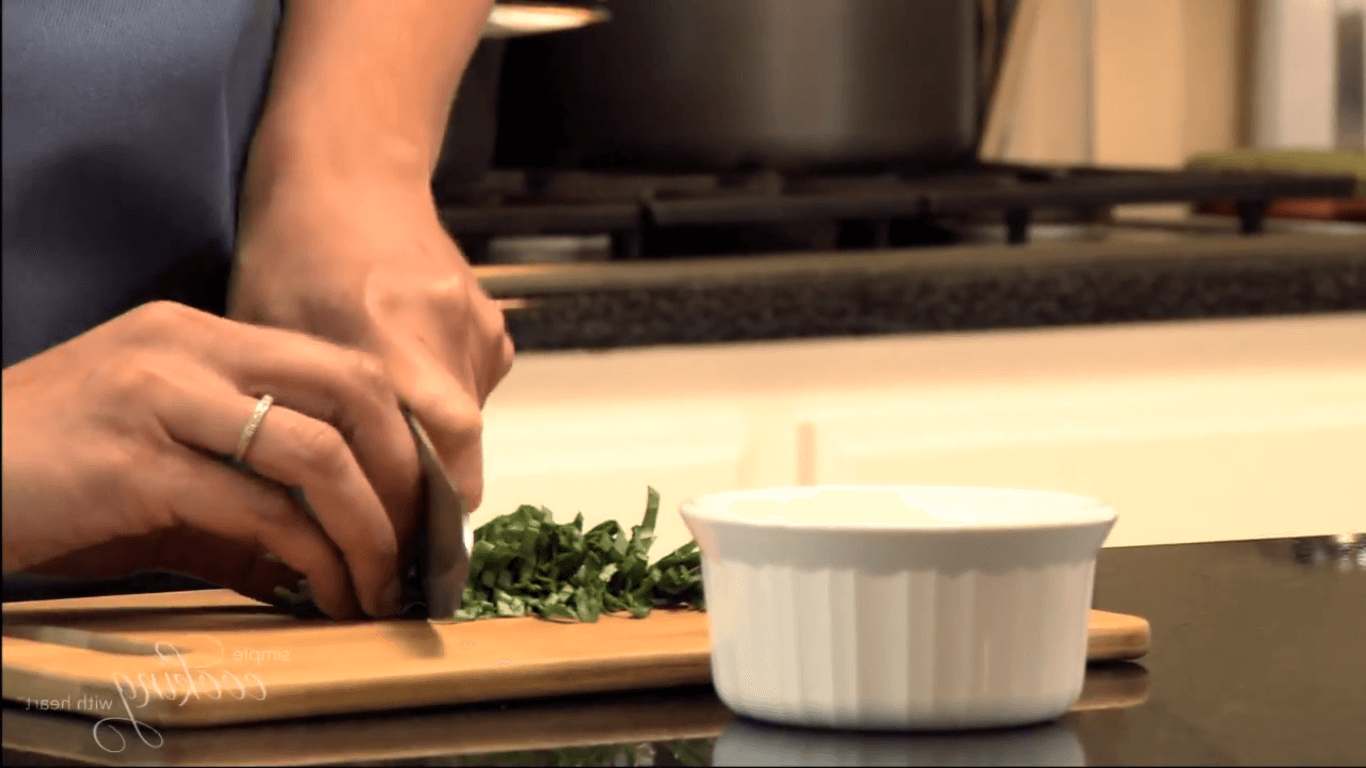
[274,487,705,622]
[453,487,704,622]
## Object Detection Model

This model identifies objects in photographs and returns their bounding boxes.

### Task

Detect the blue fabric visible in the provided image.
[2,0,281,601]
[2,0,281,367]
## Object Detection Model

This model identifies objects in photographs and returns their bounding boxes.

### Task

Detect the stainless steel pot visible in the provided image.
[433,38,506,203]
[433,2,609,203]
[495,0,980,173]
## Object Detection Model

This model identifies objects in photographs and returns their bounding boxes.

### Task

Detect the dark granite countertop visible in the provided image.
[5,535,1362,766]
[475,228,1366,352]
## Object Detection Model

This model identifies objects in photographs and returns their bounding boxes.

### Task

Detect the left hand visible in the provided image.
[228,175,514,548]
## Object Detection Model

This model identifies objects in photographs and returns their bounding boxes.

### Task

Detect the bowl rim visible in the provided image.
[678,484,1117,533]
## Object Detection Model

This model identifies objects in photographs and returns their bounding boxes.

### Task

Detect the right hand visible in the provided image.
[1,301,421,619]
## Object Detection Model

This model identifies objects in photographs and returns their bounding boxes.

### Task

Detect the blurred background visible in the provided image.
[979,0,1363,167]
[445,0,1364,555]
[436,0,1364,267]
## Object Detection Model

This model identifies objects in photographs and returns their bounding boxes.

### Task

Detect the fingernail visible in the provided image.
[376,578,403,618]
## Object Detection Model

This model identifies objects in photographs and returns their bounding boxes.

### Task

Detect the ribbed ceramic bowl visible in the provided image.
[679,485,1117,731]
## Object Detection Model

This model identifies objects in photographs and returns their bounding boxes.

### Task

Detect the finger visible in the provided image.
[421,415,484,514]
[28,529,306,608]
[454,278,513,405]
[391,351,487,512]
[483,332,515,406]
[357,267,503,408]
[147,527,311,610]
[206,319,421,544]
[154,443,360,619]
[158,385,401,618]
[202,549,306,608]
[356,269,495,508]
[405,274,491,404]
[21,534,164,580]
[472,298,515,406]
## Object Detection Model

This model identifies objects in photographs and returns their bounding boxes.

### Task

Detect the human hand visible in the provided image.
[0,302,420,619]
[228,175,514,529]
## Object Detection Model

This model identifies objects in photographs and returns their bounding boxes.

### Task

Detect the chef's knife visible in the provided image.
[405,411,472,623]
[2,624,170,657]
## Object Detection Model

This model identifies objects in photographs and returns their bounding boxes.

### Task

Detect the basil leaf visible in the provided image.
[280,487,706,623]
[452,487,704,623]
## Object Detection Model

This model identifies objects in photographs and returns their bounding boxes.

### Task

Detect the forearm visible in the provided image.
[243,0,493,198]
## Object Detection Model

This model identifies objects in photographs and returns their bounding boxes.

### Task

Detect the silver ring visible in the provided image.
[234,395,275,463]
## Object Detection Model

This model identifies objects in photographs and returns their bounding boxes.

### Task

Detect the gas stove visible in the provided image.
[443,163,1364,352]
[439,162,1360,265]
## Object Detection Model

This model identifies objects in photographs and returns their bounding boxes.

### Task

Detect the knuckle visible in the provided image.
[476,294,512,341]
[430,277,472,314]
[364,285,401,317]
[130,300,195,330]
[492,321,514,360]
[364,275,412,318]
[465,412,484,441]
[408,393,484,448]
[116,302,201,349]
[343,350,395,401]
[485,301,510,337]
[226,471,286,527]
[289,420,353,479]
[101,356,172,401]
[497,339,515,380]
[252,487,300,528]
[424,399,482,441]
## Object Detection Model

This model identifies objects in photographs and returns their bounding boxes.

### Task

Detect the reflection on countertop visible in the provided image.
[1291,533,1366,571]
[0,665,1147,768]
[711,718,1086,767]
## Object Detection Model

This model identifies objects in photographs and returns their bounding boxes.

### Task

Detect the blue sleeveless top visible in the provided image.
[2,0,281,367]
[2,0,280,601]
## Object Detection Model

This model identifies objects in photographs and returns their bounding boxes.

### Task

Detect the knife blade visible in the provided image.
[2,624,173,657]
[404,411,472,624]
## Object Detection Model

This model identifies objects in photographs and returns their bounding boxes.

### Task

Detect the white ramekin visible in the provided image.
[679,485,1117,731]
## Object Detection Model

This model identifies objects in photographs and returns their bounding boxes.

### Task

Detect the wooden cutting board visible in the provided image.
[2,589,1150,728]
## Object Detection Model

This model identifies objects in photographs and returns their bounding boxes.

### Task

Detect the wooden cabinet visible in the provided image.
[982,0,1249,168]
